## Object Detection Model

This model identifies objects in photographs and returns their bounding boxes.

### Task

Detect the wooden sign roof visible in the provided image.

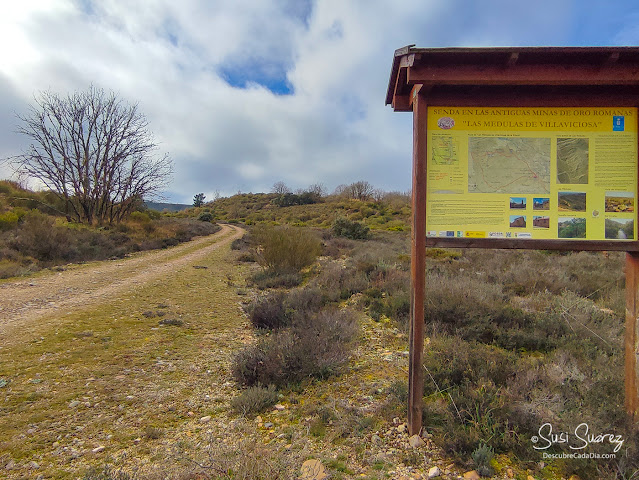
[386,45,639,111]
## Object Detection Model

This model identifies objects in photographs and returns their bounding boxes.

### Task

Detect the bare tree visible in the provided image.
[307,182,326,198]
[333,184,349,197]
[271,181,291,195]
[371,188,385,202]
[13,86,172,224]
[348,181,374,201]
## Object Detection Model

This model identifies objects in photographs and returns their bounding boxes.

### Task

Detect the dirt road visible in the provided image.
[0,224,244,341]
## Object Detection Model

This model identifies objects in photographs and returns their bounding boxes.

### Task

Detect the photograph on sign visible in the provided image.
[426,107,638,241]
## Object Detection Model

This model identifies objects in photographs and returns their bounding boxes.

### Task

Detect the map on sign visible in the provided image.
[468,137,551,194]
[556,137,589,184]
[431,136,459,165]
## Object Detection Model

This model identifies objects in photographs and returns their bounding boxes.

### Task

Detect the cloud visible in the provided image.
[1,0,637,202]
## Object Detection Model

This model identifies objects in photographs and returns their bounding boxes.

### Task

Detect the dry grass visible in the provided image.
[0,231,250,479]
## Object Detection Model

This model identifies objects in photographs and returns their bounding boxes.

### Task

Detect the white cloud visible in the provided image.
[0,0,634,201]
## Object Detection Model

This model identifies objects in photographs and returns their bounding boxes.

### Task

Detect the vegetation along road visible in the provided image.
[0,224,244,345]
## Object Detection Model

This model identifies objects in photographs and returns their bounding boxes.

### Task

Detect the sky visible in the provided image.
[1,0,639,204]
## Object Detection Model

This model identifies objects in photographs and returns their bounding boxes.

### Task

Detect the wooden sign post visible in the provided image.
[408,86,427,434]
[627,252,639,419]
[386,46,639,434]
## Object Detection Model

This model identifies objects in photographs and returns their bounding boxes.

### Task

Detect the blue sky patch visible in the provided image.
[219,62,293,95]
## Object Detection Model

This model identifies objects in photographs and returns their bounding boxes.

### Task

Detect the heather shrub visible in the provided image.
[284,286,327,314]
[247,292,290,329]
[252,225,321,273]
[231,235,250,250]
[312,261,368,301]
[249,270,302,289]
[9,211,75,262]
[422,336,526,455]
[233,309,359,387]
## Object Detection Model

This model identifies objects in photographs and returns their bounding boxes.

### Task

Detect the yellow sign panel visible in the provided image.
[427,107,638,241]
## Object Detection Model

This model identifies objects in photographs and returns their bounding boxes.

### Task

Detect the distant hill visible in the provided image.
[145,201,191,212]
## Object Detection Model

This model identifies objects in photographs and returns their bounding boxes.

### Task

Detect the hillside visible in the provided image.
[175,191,411,231]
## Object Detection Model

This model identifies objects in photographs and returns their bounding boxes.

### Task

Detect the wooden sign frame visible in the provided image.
[386,46,639,435]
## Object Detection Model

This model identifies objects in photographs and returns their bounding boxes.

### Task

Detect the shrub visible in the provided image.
[233,309,359,387]
[0,210,24,231]
[471,443,495,477]
[231,385,279,416]
[231,235,250,250]
[332,217,370,240]
[312,262,368,301]
[248,292,290,329]
[129,211,151,223]
[272,192,319,207]
[284,287,327,315]
[0,258,37,279]
[252,225,321,273]
[197,211,213,222]
[9,211,75,262]
[237,252,256,262]
[249,270,302,289]
[82,465,134,480]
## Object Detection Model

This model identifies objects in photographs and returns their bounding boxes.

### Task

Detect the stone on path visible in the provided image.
[428,465,441,478]
[463,471,480,480]
[408,434,425,448]
[299,459,328,480]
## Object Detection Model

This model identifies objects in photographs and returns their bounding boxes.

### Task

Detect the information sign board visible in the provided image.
[427,107,638,242]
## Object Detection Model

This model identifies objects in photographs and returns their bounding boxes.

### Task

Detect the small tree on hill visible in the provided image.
[193,193,206,207]
[271,181,291,195]
[348,181,374,201]
[13,86,172,224]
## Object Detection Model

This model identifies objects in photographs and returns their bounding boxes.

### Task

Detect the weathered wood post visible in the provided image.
[626,252,639,418]
[408,86,427,435]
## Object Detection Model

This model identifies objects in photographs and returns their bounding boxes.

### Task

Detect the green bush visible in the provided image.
[332,217,370,240]
[252,225,321,273]
[197,211,213,222]
[0,210,25,231]
[471,443,495,477]
[129,211,151,223]
[231,385,279,416]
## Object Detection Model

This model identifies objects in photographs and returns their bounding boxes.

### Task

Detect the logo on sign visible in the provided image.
[613,116,625,131]
[437,117,455,129]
